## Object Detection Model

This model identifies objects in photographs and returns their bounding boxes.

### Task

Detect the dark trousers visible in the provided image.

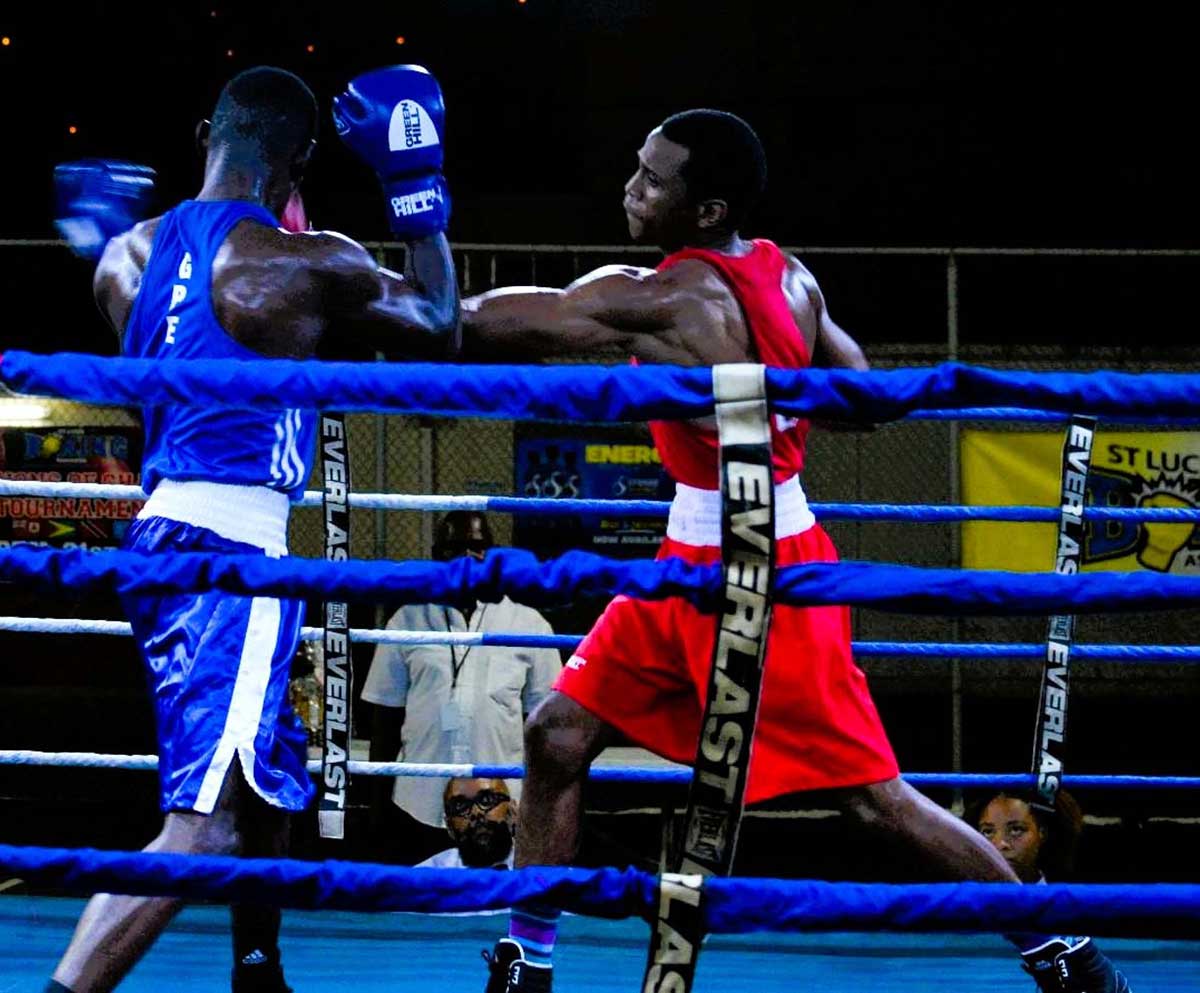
[370,800,452,865]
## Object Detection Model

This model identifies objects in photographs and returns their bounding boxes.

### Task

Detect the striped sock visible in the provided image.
[509,902,560,967]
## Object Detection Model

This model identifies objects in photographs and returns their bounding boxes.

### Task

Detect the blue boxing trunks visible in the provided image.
[120,514,313,814]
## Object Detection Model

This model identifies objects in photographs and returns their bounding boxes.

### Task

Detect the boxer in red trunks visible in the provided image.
[463,110,1129,993]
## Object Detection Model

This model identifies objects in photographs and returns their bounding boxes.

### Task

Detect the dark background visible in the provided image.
[4,1,1195,247]
[1,1,1198,355]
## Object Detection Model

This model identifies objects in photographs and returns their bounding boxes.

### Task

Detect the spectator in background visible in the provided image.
[417,778,517,869]
[968,789,1084,883]
[362,511,562,864]
[966,790,1131,990]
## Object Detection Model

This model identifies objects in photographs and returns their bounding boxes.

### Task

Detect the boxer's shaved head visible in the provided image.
[210,66,317,163]
[659,109,766,230]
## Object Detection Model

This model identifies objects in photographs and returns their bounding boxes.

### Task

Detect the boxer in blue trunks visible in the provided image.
[47,65,458,993]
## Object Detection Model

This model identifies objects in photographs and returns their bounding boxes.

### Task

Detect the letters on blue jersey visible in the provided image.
[163,250,193,344]
[123,200,316,499]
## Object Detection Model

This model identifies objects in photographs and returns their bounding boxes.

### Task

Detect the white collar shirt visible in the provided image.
[361,596,561,826]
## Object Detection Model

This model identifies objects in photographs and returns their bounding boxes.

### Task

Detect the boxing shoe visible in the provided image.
[483,938,553,993]
[1021,937,1132,992]
[232,948,293,993]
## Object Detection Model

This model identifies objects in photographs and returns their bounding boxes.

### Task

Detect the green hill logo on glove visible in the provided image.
[389,99,440,152]
[391,185,444,219]
[334,64,450,237]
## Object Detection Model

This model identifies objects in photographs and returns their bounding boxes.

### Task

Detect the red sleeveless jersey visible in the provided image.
[648,239,811,487]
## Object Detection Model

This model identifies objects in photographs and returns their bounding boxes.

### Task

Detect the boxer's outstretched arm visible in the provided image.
[318,231,459,359]
[461,265,703,364]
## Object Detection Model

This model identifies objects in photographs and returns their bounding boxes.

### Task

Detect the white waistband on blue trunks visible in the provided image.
[138,480,290,556]
[666,475,816,546]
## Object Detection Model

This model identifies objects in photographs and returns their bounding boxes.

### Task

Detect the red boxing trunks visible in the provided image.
[555,478,898,803]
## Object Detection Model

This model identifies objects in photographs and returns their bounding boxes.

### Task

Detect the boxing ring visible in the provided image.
[6,899,1195,991]
[1,352,1199,990]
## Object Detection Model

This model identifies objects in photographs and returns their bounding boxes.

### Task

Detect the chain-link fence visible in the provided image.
[365,244,1200,803]
[5,242,1200,814]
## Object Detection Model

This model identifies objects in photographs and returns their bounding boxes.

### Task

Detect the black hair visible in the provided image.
[966,789,1084,878]
[658,108,767,229]
[209,66,317,162]
[435,511,495,546]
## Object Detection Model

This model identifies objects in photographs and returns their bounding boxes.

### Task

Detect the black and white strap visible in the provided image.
[319,412,353,840]
[643,364,776,993]
[1030,414,1097,810]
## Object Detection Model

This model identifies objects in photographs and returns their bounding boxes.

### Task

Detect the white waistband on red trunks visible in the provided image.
[666,475,816,546]
[138,479,290,556]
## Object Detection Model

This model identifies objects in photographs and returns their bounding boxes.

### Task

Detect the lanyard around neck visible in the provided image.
[445,602,488,689]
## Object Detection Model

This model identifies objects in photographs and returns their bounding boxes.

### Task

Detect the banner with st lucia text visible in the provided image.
[961,429,1200,573]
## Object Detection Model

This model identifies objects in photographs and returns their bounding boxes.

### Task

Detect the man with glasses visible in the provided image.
[417,778,518,871]
[363,512,562,864]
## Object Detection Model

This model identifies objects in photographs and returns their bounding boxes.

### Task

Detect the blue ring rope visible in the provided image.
[812,503,1200,523]
[903,407,1200,424]
[471,633,1200,661]
[4,475,1200,523]
[6,475,1200,523]
[418,767,1200,789]
[858,641,1200,660]
[3,546,1199,615]
[4,353,1200,422]
[0,753,1187,789]
[0,845,1197,937]
[0,617,1193,662]
[394,497,1200,524]
[7,358,1194,930]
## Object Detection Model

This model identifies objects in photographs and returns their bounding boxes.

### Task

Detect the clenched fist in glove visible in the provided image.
[54,159,156,261]
[332,64,449,238]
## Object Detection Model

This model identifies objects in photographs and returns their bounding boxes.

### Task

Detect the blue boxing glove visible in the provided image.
[54,159,156,261]
[332,65,449,238]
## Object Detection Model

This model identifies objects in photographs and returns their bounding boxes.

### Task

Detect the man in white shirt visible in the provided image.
[417,778,517,870]
[363,512,562,863]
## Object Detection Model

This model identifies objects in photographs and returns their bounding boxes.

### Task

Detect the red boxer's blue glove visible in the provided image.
[54,159,156,261]
[332,64,450,238]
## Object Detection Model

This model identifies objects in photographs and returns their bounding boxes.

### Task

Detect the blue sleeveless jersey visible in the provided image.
[123,200,316,499]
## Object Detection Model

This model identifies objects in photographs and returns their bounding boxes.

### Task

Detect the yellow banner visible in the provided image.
[961,429,1200,573]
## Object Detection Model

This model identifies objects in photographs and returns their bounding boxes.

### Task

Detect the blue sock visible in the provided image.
[509,902,560,967]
